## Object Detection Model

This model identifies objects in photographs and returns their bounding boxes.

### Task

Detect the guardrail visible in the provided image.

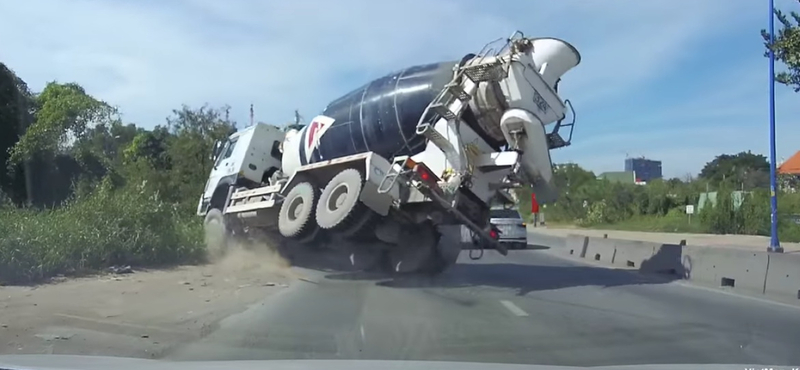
[559,234,800,302]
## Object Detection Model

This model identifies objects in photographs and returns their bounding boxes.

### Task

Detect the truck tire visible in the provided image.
[387,222,439,274]
[420,227,460,275]
[278,179,319,239]
[316,168,366,231]
[204,208,229,262]
[335,209,379,241]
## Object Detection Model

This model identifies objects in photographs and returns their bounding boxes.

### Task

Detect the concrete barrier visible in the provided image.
[764,253,800,300]
[674,246,770,295]
[608,239,656,269]
[582,236,616,264]
[538,231,800,303]
[565,234,588,257]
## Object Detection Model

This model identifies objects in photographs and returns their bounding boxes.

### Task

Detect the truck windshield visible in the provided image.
[214,137,239,166]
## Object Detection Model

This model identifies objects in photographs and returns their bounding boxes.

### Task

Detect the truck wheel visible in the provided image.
[419,226,460,275]
[204,208,229,262]
[278,180,319,239]
[316,168,365,231]
[335,209,379,241]
[387,223,439,274]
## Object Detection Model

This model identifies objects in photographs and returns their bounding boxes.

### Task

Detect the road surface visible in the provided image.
[166,232,800,367]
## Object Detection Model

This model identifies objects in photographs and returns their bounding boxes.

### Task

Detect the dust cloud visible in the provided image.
[204,227,309,281]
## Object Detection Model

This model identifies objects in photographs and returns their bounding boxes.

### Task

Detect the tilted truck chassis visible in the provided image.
[200,30,581,275]
[220,150,492,274]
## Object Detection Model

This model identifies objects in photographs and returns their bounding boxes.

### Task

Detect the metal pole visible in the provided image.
[768,0,783,253]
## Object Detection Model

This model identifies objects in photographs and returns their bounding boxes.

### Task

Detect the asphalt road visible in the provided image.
[167,232,800,367]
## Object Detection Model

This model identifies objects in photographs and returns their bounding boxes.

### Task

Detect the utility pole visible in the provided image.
[294,109,302,125]
[767,0,783,253]
[249,103,254,127]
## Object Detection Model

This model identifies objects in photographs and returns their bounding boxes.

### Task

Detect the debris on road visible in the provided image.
[109,265,133,274]
[35,334,72,341]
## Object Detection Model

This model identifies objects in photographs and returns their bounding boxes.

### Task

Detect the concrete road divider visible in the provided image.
[681,246,769,295]
[559,233,799,303]
[564,234,588,257]
[564,234,615,262]
[764,253,800,300]
[584,237,615,263]
[608,239,656,270]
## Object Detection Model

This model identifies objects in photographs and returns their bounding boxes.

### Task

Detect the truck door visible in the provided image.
[204,137,240,205]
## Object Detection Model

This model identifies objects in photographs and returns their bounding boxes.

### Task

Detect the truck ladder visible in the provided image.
[414,34,520,195]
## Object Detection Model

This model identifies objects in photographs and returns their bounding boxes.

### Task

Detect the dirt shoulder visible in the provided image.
[0,247,309,359]
[530,226,800,253]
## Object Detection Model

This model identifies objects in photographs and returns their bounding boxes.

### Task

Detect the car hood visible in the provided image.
[0,355,775,370]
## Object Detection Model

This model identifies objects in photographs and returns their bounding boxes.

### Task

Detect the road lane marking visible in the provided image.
[500,300,529,317]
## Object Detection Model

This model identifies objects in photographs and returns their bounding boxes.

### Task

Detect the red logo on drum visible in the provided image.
[303,116,335,163]
[307,120,328,150]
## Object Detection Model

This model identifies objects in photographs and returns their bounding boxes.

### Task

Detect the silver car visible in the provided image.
[489,207,528,250]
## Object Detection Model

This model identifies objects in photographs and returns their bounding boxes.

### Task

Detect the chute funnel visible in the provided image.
[529,38,581,89]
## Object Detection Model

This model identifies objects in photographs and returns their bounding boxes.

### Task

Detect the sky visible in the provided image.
[1,0,799,179]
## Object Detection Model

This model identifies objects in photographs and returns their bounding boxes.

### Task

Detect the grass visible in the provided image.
[0,182,206,285]
[589,209,707,234]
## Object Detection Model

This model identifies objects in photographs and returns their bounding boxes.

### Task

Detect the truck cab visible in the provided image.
[197,123,286,216]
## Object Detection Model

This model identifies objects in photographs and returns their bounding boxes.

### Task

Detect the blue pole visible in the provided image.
[768,0,783,253]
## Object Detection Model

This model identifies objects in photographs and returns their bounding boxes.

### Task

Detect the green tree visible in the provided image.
[9,82,117,165]
[0,63,34,204]
[762,2,800,91]
[698,151,770,190]
[552,163,596,192]
[165,105,237,204]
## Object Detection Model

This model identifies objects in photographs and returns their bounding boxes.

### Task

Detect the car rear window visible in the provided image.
[490,209,521,219]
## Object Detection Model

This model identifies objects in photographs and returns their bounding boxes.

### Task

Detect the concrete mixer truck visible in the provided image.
[197,31,581,274]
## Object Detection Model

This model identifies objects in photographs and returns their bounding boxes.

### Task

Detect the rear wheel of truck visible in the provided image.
[204,208,229,262]
[387,222,440,274]
[278,178,319,239]
[419,226,461,275]
[316,168,367,232]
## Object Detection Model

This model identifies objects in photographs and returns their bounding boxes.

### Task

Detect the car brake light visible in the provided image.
[490,229,498,239]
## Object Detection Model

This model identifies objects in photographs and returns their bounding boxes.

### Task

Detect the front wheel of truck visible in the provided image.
[204,208,230,262]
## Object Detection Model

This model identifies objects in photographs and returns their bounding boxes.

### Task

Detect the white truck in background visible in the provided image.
[197,32,581,274]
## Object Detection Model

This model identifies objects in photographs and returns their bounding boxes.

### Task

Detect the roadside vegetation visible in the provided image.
[516,159,800,243]
[1,6,799,284]
[0,67,236,284]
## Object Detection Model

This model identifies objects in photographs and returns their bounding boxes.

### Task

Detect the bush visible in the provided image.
[0,179,205,284]
[538,163,800,243]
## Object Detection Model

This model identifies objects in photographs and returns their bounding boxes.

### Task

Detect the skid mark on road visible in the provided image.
[54,313,186,335]
[500,300,529,317]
